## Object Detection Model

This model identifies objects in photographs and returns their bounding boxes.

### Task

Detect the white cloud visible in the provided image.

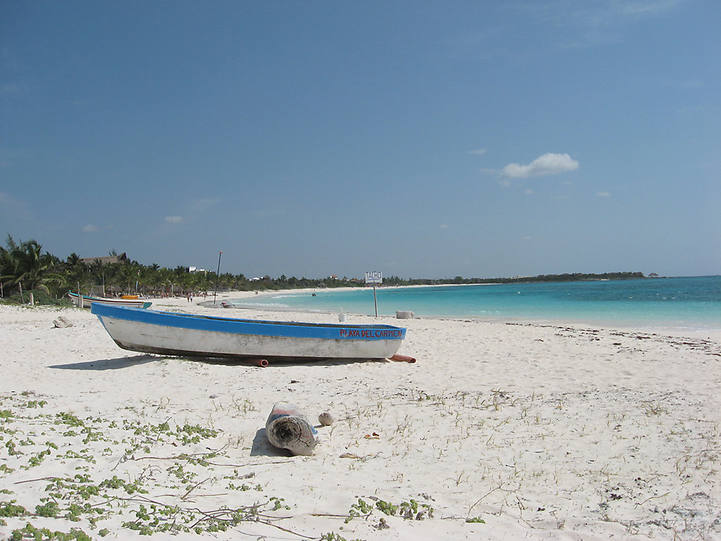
[515,0,683,50]
[527,0,682,28]
[467,148,487,156]
[440,224,449,229]
[620,0,681,16]
[191,198,220,212]
[501,153,579,179]
[82,224,99,233]
[252,209,285,218]
[165,216,183,224]
[596,191,611,198]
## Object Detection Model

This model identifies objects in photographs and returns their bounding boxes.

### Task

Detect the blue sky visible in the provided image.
[1,1,719,278]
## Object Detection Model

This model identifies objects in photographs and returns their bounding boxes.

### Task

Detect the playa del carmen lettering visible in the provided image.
[338,329,402,339]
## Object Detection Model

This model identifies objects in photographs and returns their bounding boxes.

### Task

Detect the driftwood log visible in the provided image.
[265,402,318,456]
[53,316,74,328]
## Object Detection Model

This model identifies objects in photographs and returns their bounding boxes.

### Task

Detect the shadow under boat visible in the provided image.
[197,356,387,368]
[50,352,387,371]
[111,341,390,367]
[48,354,157,371]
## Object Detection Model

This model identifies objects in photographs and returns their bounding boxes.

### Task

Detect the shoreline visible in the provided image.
[2,298,720,540]
[209,287,721,340]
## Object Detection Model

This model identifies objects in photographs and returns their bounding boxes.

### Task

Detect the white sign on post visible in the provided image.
[365,271,382,317]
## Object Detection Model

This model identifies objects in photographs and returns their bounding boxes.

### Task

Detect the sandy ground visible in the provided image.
[1,291,720,540]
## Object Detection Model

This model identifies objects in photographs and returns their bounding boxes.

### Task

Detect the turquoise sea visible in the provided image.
[231,276,721,330]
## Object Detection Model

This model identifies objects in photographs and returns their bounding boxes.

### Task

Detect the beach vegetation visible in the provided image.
[320,533,364,541]
[25,448,52,468]
[375,499,398,516]
[9,523,91,541]
[35,501,61,517]
[5,439,20,455]
[0,393,299,537]
[56,412,84,427]
[345,498,373,522]
[25,400,48,409]
[642,401,667,416]
[0,500,27,517]
[345,497,433,523]
[47,476,102,500]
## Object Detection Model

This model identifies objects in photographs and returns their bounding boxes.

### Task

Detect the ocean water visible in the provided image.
[231,276,721,330]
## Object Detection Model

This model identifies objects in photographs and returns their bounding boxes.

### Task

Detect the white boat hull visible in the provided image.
[99,314,403,360]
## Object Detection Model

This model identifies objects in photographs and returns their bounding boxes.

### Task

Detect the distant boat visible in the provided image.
[91,304,406,361]
[68,291,152,309]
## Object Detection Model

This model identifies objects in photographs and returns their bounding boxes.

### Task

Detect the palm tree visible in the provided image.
[63,253,89,293]
[0,236,63,297]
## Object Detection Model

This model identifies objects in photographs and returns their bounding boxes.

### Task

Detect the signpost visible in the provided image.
[213,251,223,305]
[364,271,382,317]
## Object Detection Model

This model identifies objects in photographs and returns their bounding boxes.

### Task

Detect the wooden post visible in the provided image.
[365,272,382,317]
[213,250,222,305]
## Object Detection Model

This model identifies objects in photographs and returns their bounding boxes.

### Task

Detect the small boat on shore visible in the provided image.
[68,292,152,309]
[91,304,407,361]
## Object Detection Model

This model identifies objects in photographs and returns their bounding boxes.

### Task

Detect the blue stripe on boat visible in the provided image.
[91,303,406,341]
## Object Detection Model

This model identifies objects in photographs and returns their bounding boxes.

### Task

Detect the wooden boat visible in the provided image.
[91,304,407,361]
[68,291,152,309]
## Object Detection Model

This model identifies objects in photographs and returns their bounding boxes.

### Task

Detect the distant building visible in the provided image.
[188,266,207,273]
[80,253,128,265]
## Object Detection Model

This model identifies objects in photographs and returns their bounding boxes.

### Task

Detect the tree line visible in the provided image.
[0,235,646,305]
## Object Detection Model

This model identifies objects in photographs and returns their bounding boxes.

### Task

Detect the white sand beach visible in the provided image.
[1,292,720,540]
